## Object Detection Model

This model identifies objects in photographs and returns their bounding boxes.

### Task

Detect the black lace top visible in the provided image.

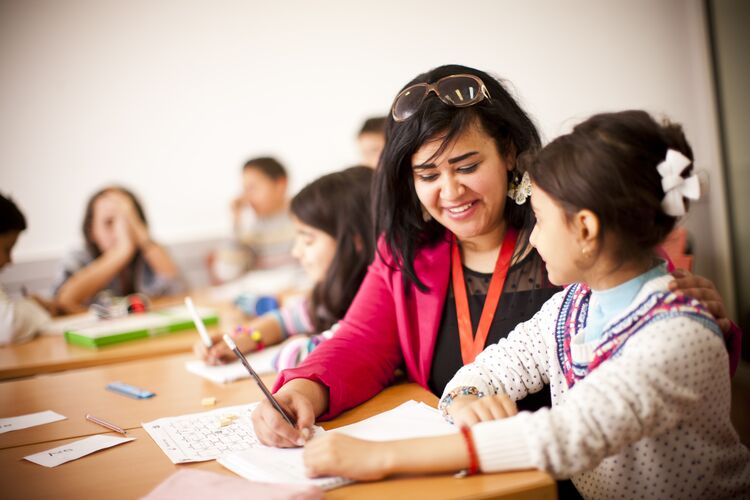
[428,247,561,411]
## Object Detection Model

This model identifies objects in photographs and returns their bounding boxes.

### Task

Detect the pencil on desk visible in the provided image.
[85,413,128,435]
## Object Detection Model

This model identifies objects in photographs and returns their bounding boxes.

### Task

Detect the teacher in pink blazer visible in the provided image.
[252,64,741,450]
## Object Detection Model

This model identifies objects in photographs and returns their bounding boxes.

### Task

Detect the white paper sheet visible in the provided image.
[143,403,260,464]
[333,400,456,441]
[185,344,281,384]
[23,434,134,467]
[218,400,457,490]
[0,410,66,434]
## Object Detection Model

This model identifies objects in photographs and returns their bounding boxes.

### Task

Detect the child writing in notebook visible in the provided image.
[195,166,374,369]
[0,193,52,345]
[53,186,184,313]
[301,111,750,498]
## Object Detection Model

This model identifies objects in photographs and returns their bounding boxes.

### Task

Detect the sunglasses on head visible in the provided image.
[390,74,491,122]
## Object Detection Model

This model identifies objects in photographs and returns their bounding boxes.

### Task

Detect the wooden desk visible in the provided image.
[0,331,202,380]
[0,294,235,381]
[0,353,264,449]
[0,355,556,499]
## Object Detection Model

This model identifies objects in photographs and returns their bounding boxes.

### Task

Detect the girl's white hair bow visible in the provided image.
[657,149,700,216]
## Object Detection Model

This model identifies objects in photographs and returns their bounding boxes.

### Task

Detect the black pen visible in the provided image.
[222,334,296,427]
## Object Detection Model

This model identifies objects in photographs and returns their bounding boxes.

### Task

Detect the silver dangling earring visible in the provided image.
[507,170,531,205]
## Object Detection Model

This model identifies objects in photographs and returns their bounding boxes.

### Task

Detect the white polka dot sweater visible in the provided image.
[442,274,750,499]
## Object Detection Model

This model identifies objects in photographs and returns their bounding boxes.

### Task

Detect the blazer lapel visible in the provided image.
[412,237,451,384]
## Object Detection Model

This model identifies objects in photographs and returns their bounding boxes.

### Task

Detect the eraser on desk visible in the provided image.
[106,381,156,399]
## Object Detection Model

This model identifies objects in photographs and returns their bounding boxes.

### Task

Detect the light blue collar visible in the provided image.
[583,261,669,344]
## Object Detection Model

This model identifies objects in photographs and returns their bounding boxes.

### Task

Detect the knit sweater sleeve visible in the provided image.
[470,315,727,477]
[441,289,565,402]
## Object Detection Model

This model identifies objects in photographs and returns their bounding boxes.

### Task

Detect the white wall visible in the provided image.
[0,0,735,313]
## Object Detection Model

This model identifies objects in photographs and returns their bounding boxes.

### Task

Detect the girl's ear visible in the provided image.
[574,209,600,251]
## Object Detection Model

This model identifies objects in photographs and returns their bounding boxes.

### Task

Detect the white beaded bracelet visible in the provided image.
[438,386,485,424]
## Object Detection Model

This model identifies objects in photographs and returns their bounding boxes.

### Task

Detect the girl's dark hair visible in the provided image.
[374,64,542,291]
[291,166,375,332]
[0,193,27,233]
[243,156,287,180]
[525,110,693,260]
[83,186,148,256]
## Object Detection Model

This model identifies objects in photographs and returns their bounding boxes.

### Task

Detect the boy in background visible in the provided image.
[212,157,297,282]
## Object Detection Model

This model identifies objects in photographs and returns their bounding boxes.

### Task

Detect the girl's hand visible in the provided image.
[193,333,255,365]
[251,388,316,448]
[669,269,731,333]
[108,190,150,247]
[304,434,390,481]
[112,213,136,255]
[453,394,518,427]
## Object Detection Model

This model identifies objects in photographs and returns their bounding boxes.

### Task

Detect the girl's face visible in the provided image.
[411,124,512,245]
[291,217,337,283]
[90,193,121,252]
[529,183,583,286]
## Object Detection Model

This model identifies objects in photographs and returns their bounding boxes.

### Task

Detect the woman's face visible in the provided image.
[411,124,512,244]
[529,183,582,286]
[291,217,337,283]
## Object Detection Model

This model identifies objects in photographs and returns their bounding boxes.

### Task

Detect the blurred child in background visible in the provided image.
[357,116,386,169]
[53,186,184,313]
[212,157,297,282]
[0,193,51,344]
[196,166,374,369]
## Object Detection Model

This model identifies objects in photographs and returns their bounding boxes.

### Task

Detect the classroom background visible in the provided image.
[0,3,747,355]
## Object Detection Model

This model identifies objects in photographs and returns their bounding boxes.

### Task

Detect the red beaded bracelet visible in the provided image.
[459,425,479,477]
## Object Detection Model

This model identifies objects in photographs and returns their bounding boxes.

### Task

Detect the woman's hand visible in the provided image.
[304,434,391,481]
[669,269,731,333]
[453,394,517,427]
[251,387,317,448]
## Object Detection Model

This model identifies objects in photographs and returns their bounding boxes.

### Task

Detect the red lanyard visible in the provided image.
[451,226,518,365]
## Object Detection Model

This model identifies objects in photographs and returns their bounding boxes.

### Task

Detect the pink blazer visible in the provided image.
[274,236,452,419]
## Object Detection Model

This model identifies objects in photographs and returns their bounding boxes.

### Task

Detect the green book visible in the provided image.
[63,306,219,349]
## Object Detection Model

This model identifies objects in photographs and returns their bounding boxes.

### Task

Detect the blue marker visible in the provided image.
[106,381,156,399]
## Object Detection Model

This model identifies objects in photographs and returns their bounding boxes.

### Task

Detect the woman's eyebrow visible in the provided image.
[414,151,479,170]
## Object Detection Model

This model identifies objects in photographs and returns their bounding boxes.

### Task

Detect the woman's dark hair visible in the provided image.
[525,110,693,260]
[0,193,27,234]
[83,186,148,256]
[243,156,287,181]
[291,166,375,332]
[374,64,541,291]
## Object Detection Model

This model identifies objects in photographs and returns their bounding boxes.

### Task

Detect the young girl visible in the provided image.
[301,111,750,498]
[196,166,374,368]
[53,186,184,313]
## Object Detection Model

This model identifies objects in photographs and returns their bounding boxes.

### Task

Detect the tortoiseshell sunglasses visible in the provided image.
[391,74,491,122]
